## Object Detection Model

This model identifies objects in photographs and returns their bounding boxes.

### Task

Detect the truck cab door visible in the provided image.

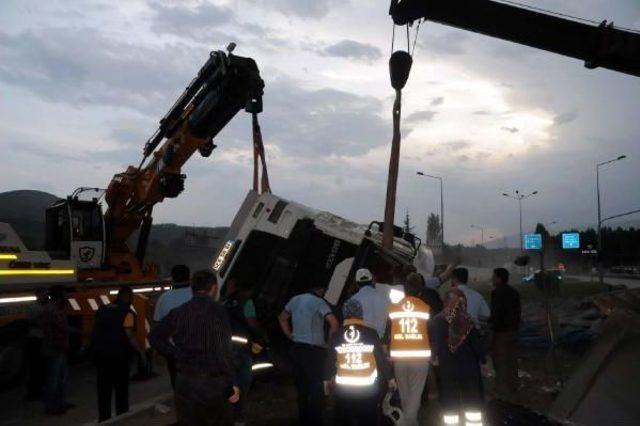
[46,199,105,268]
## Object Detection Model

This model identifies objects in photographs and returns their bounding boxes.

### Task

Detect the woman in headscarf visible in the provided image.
[429,289,487,426]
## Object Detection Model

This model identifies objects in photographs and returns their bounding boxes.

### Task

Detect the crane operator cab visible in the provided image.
[45,187,106,270]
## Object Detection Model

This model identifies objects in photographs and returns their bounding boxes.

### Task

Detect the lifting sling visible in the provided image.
[252,112,271,194]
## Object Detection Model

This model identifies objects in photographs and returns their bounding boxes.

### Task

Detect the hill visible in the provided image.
[0,190,60,249]
[0,190,227,275]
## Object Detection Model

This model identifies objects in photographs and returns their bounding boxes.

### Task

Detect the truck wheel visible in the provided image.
[0,345,24,389]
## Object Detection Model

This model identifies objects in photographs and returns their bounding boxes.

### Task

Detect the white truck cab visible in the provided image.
[213,191,434,320]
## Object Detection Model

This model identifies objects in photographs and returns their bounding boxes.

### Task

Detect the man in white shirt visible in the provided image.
[451,267,490,328]
[153,265,192,388]
[348,268,390,339]
[278,287,339,426]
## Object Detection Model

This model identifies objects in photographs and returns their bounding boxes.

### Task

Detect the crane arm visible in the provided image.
[390,0,640,77]
[102,49,264,278]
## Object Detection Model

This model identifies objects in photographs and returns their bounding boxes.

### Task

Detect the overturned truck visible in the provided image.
[213,191,434,321]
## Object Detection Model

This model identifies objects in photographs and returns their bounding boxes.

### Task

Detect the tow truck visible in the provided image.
[0,45,265,385]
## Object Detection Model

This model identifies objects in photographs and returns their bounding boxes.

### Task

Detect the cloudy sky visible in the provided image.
[1,0,639,246]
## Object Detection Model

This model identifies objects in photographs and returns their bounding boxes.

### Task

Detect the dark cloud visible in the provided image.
[475,152,492,160]
[109,126,151,148]
[0,28,201,115]
[444,140,471,152]
[501,126,519,133]
[319,40,382,62]
[431,97,444,106]
[258,78,388,156]
[258,0,343,18]
[405,110,437,123]
[419,30,468,56]
[554,111,578,126]
[148,1,233,41]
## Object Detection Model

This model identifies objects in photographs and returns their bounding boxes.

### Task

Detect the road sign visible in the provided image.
[562,233,580,249]
[524,233,542,250]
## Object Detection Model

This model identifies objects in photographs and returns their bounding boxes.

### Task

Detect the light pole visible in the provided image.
[417,171,444,248]
[596,155,627,287]
[471,225,486,246]
[502,190,538,249]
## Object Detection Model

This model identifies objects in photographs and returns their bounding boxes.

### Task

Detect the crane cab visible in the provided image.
[45,190,105,270]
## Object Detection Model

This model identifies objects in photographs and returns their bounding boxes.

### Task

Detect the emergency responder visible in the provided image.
[223,279,268,426]
[387,272,432,426]
[324,299,395,425]
[150,270,239,426]
[348,268,390,338]
[278,285,339,426]
[153,264,192,388]
[90,286,142,422]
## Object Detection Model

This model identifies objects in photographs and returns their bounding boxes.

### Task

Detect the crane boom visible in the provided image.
[390,0,640,77]
[99,49,264,282]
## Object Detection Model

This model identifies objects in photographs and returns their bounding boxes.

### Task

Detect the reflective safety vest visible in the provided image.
[388,296,431,359]
[334,319,378,387]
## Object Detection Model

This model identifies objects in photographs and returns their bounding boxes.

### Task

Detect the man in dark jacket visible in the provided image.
[40,286,74,416]
[150,270,239,426]
[490,268,521,394]
[324,299,396,426]
[91,286,140,422]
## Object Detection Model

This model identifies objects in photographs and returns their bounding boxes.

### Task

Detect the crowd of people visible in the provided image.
[24,260,521,426]
[278,263,522,426]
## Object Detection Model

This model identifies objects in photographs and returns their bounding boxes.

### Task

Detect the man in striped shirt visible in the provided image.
[150,270,239,426]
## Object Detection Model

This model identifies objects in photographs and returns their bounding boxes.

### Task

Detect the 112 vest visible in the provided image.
[334,319,378,387]
[388,296,431,359]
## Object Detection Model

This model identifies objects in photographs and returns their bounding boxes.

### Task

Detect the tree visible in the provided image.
[426,213,442,248]
[403,209,414,235]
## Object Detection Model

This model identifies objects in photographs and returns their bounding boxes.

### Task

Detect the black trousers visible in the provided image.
[291,343,326,426]
[174,373,232,426]
[492,331,518,394]
[26,337,45,400]
[334,394,380,426]
[96,359,129,422]
[166,356,177,389]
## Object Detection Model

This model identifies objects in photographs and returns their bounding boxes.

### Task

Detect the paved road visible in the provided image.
[0,361,172,426]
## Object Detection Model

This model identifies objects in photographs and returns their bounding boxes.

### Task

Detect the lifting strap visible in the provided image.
[382,49,413,250]
[252,112,271,194]
[382,89,403,250]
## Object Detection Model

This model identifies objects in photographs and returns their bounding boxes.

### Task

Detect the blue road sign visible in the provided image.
[524,233,542,250]
[562,233,580,249]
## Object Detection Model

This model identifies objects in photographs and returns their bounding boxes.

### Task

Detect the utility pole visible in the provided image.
[596,155,627,288]
[503,190,538,250]
[417,172,444,248]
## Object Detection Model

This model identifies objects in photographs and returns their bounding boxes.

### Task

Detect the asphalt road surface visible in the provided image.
[0,360,172,425]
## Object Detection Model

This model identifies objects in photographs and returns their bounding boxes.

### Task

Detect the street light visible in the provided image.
[471,224,486,246]
[596,154,627,287]
[502,190,539,249]
[417,171,444,248]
